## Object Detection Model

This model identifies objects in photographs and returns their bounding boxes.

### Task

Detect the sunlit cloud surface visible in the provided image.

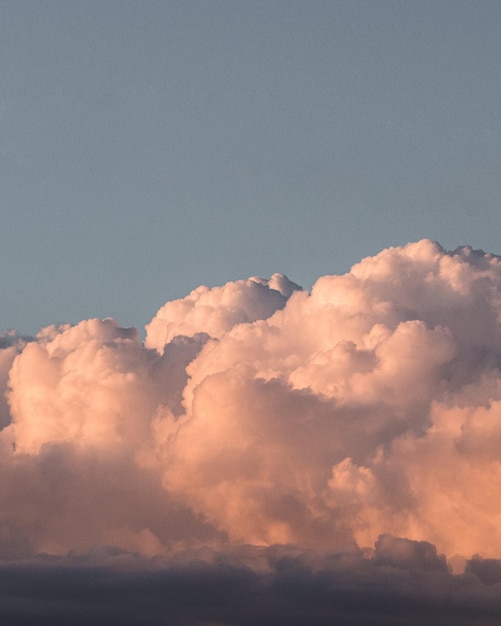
[3,240,501,623]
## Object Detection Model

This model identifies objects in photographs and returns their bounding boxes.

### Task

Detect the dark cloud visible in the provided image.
[0,542,501,626]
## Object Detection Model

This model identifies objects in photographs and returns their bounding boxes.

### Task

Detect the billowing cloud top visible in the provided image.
[3,240,501,623]
[144,272,301,349]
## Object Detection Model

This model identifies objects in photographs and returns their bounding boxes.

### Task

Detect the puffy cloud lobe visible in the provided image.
[144,273,301,350]
[7,319,154,453]
[0,320,222,556]
[2,240,501,574]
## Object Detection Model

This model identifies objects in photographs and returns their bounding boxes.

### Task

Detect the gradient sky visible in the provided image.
[1,0,501,334]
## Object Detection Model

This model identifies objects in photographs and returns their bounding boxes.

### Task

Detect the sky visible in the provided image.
[1,0,500,334]
[2,2,501,624]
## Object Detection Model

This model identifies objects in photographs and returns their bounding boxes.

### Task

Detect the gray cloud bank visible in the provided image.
[1,540,501,626]
[2,240,501,622]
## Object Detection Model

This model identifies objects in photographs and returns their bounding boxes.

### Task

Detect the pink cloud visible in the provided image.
[1,240,501,568]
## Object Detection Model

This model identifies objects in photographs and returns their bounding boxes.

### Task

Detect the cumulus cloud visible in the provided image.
[144,273,301,350]
[3,240,501,622]
[145,240,501,559]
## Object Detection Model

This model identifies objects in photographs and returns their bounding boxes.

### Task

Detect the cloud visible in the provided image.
[144,273,301,350]
[2,240,501,621]
[150,240,501,558]
[0,541,501,625]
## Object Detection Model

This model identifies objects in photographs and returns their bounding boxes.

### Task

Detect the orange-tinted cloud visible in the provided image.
[2,240,501,566]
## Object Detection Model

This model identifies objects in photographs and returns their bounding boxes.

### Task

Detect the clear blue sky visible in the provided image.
[1,0,500,334]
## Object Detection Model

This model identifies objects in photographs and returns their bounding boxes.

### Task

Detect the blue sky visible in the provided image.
[1,0,500,334]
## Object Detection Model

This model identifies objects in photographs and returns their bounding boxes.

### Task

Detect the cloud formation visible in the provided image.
[2,240,501,621]
[1,540,501,626]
